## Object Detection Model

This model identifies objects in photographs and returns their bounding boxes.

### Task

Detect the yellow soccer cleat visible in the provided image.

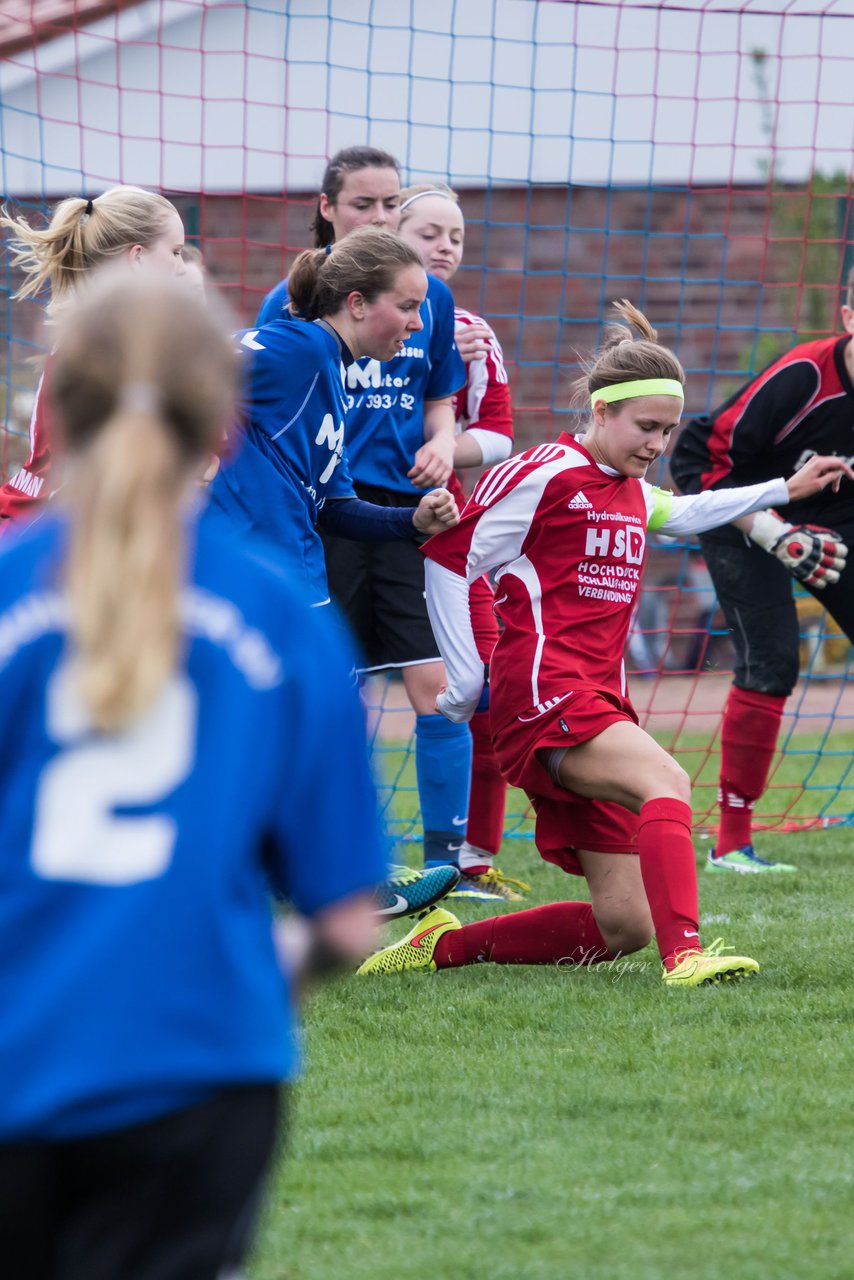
[662,937,760,988]
[357,907,461,975]
[450,867,531,903]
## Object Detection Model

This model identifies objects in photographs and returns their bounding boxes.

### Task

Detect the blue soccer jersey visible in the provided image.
[0,515,387,1141]
[206,318,356,604]
[257,275,465,494]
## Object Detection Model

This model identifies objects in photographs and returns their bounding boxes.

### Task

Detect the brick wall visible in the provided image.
[174,182,826,454]
[5,183,838,460]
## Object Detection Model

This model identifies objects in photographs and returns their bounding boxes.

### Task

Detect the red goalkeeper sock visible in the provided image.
[637,797,700,967]
[464,709,507,858]
[716,687,786,855]
[434,901,613,968]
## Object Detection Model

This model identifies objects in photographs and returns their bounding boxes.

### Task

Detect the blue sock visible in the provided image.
[415,713,472,867]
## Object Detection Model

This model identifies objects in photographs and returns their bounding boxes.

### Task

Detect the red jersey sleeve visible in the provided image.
[453,309,514,442]
[421,501,481,578]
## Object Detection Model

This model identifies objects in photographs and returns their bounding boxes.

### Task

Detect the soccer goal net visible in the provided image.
[2,0,853,843]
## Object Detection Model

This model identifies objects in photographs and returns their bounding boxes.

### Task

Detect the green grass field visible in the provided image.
[249,827,854,1280]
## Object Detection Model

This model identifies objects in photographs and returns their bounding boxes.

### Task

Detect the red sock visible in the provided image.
[637,798,700,967]
[716,687,786,855]
[464,710,507,857]
[434,901,613,968]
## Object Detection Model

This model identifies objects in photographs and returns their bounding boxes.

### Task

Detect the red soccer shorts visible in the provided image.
[492,684,640,873]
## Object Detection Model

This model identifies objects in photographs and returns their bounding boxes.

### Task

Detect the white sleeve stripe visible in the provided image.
[424,559,484,710]
[474,443,585,510]
[29,373,46,451]
[475,453,531,506]
[454,308,509,384]
[658,478,790,536]
[465,358,490,425]
[271,372,320,441]
[641,478,655,526]
[532,444,563,463]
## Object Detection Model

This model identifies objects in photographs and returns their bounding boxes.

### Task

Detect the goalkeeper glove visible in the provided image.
[749,510,848,588]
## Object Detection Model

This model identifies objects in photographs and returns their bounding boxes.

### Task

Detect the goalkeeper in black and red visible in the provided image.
[670,265,854,875]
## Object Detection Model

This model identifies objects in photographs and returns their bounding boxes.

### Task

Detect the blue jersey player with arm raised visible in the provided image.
[258,147,474,877]
[0,272,387,1280]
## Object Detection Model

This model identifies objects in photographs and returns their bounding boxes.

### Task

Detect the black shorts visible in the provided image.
[0,1084,283,1280]
[699,522,854,696]
[322,483,441,672]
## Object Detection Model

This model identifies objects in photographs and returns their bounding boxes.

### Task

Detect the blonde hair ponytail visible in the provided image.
[49,271,238,732]
[2,185,177,314]
[65,406,186,731]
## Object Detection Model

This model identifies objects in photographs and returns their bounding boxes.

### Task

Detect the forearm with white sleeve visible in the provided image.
[648,477,790,536]
[424,558,484,723]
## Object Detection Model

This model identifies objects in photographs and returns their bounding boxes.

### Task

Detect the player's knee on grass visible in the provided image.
[582,851,654,957]
[593,900,654,957]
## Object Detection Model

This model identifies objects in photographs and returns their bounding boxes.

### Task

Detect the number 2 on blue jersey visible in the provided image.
[31,664,197,885]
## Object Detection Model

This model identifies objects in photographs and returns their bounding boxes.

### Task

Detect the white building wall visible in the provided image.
[2,0,853,196]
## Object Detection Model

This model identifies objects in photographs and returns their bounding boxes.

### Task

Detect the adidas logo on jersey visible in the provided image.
[568,491,593,509]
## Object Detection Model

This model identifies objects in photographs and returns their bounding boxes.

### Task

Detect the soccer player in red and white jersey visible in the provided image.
[670,266,854,875]
[0,186,188,529]
[359,302,852,987]
[399,184,525,902]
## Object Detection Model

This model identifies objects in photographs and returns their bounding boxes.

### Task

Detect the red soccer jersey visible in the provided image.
[0,363,53,522]
[423,434,650,730]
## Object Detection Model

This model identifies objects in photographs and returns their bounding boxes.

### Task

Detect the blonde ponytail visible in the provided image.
[1,185,177,314]
[65,407,186,731]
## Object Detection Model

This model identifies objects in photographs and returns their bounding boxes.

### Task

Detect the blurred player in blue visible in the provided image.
[209,223,463,917]
[258,148,474,878]
[0,271,387,1279]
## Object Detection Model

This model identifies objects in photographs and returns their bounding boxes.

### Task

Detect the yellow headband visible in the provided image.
[590,378,684,408]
